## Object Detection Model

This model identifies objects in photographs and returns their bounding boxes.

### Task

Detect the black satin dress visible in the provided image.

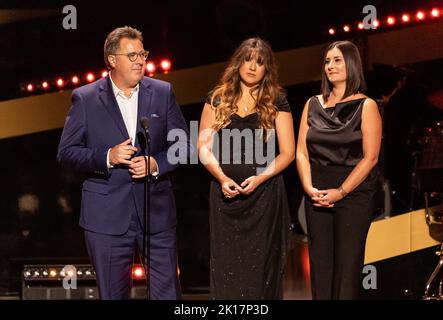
[208,94,291,300]
[306,96,379,189]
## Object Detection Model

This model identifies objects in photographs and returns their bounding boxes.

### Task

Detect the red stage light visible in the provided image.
[402,14,411,22]
[160,59,171,73]
[56,78,64,87]
[416,11,425,20]
[372,19,380,28]
[71,76,79,84]
[343,25,350,32]
[328,28,335,35]
[101,70,108,78]
[387,16,396,25]
[146,62,156,73]
[431,8,441,18]
[42,81,49,89]
[86,73,95,82]
[132,266,145,279]
[358,22,364,30]
[26,84,34,92]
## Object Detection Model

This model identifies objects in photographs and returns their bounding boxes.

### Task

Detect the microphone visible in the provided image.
[140,116,150,134]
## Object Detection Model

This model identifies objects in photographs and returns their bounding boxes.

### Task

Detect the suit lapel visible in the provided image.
[136,78,152,149]
[99,77,129,139]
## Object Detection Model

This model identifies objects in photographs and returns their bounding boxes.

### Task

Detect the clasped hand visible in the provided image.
[109,138,157,179]
[220,175,264,199]
[308,187,344,208]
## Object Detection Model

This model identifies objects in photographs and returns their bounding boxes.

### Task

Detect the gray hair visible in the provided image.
[104,26,143,69]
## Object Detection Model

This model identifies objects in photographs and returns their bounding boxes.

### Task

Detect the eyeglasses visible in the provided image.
[113,50,150,62]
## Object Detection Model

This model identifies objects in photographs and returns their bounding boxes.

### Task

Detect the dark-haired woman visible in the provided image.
[296,41,382,299]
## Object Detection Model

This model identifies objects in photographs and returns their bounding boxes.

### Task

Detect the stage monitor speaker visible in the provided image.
[22,264,147,300]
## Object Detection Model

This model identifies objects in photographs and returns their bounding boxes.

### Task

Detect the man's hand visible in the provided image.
[129,156,158,179]
[109,138,138,166]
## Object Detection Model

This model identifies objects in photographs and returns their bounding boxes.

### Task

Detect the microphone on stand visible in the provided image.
[140,116,150,139]
[139,116,151,300]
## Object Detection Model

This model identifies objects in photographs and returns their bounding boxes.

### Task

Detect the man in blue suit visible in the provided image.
[57,26,190,299]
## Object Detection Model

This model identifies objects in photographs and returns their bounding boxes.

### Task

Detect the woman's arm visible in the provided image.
[315,98,382,205]
[296,98,321,198]
[198,103,242,198]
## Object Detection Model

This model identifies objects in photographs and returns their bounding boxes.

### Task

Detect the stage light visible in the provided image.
[42,81,49,89]
[160,59,171,73]
[343,25,350,32]
[26,84,34,92]
[86,73,95,82]
[328,28,335,35]
[358,22,364,30]
[49,269,57,277]
[416,11,425,20]
[402,14,411,23]
[71,76,79,85]
[146,62,156,74]
[431,8,441,18]
[387,16,396,25]
[132,265,145,279]
[101,70,108,78]
[56,78,65,88]
[372,19,380,28]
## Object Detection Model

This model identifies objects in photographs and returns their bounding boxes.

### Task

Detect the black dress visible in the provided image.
[208,94,291,299]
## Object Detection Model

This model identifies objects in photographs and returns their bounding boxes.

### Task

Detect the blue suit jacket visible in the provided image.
[57,76,190,235]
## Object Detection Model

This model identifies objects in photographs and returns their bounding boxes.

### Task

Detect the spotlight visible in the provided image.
[387,16,396,25]
[160,59,171,73]
[146,62,156,74]
[358,22,364,30]
[416,11,425,20]
[343,25,350,32]
[42,81,49,89]
[328,28,335,35]
[431,8,441,18]
[402,14,411,23]
[372,19,380,28]
[101,70,108,78]
[71,76,79,85]
[132,265,145,279]
[26,84,34,92]
[86,73,95,82]
[56,78,65,88]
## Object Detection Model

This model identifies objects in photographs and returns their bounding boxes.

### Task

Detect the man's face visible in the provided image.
[110,38,146,87]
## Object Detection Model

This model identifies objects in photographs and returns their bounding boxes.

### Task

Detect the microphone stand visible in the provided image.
[141,126,151,300]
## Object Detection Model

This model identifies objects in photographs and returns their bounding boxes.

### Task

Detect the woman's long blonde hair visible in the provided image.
[210,37,282,132]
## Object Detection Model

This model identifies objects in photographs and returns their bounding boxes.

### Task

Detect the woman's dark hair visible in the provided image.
[321,40,366,102]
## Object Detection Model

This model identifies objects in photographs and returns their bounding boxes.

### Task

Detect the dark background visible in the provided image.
[0,0,442,297]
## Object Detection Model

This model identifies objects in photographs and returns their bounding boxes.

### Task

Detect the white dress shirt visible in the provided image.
[106,74,158,175]
[110,73,139,144]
